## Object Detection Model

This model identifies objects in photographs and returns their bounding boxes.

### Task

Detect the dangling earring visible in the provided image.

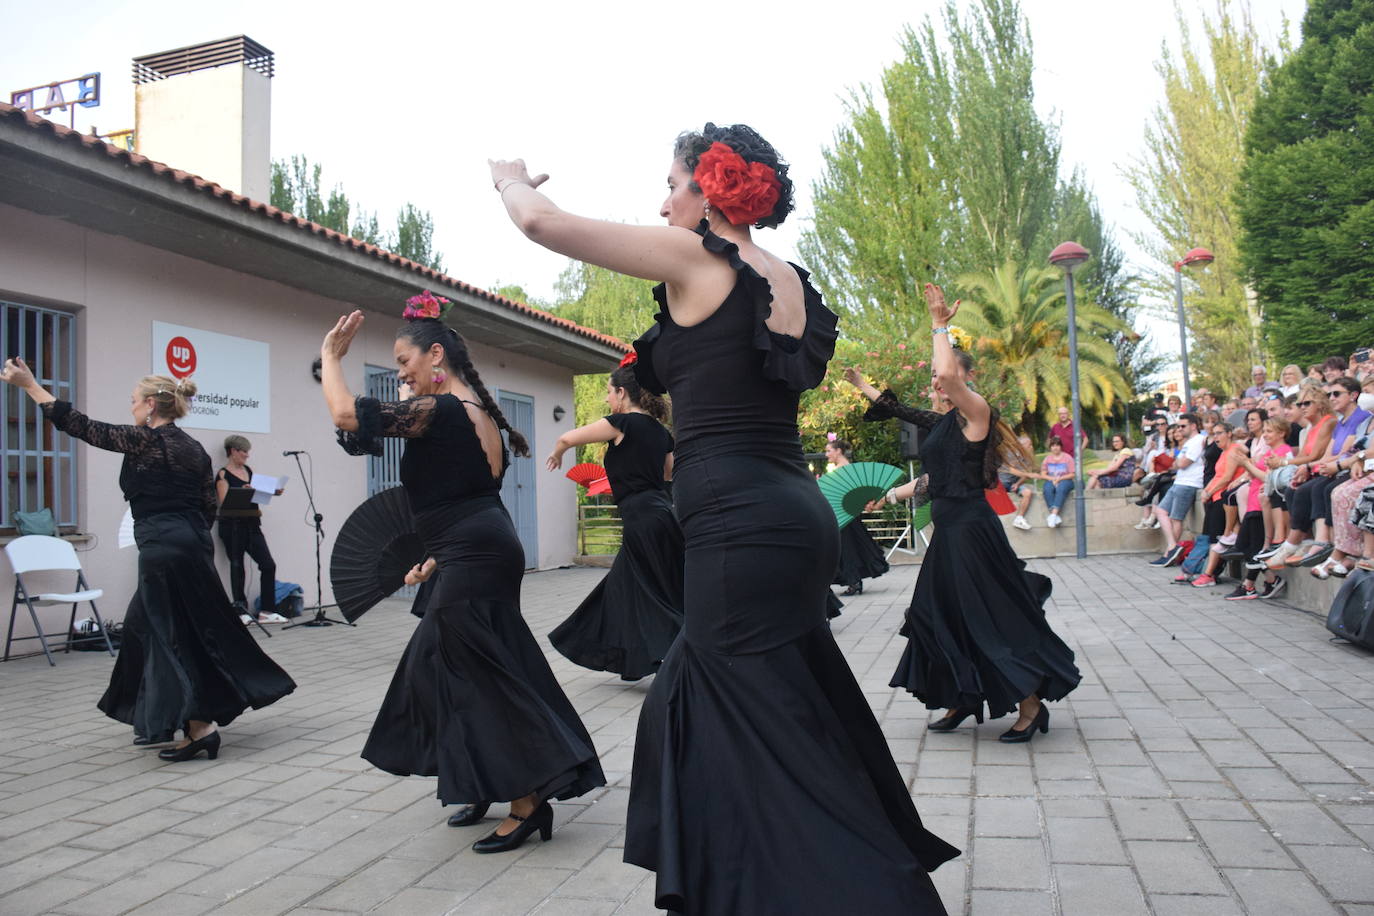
[432,367,446,385]
[703,201,712,222]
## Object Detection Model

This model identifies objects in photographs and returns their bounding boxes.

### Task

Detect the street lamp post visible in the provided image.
[1172,248,1215,409]
[1049,241,1091,560]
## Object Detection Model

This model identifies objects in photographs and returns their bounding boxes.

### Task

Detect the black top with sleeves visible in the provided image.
[42,400,216,526]
[862,389,1001,499]
[337,394,507,515]
[602,413,673,504]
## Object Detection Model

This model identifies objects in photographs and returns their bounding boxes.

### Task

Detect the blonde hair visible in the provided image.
[136,374,197,420]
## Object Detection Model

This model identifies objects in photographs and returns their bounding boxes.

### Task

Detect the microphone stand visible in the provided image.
[283,451,353,629]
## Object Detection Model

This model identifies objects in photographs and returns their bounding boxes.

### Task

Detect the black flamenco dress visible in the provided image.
[41,402,295,741]
[624,223,957,915]
[831,472,890,592]
[550,412,684,681]
[863,392,1081,719]
[340,394,605,806]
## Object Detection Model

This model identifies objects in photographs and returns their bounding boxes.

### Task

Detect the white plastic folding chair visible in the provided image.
[4,535,113,666]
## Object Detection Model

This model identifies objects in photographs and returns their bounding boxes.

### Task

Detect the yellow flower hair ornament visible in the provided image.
[946,326,972,350]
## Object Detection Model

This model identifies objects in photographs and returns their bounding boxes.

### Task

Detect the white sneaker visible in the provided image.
[1134,519,1152,530]
[1013,515,1031,530]
[1048,514,1061,528]
[239,613,253,625]
[1148,518,1161,529]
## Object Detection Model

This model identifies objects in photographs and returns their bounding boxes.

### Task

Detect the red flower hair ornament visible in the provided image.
[403,290,450,320]
[693,142,782,227]
[618,350,638,368]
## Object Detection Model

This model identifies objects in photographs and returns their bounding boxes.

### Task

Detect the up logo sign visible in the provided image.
[166,336,197,378]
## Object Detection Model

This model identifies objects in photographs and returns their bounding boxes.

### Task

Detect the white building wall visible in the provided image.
[0,202,578,645]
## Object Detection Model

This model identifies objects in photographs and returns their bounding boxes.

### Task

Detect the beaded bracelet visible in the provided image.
[932,327,950,336]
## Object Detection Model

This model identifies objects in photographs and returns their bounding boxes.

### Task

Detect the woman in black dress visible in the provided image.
[215,435,287,623]
[0,361,295,759]
[320,302,605,853]
[825,437,890,595]
[491,123,955,914]
[846,286,1080,742]
[546,362,684,680]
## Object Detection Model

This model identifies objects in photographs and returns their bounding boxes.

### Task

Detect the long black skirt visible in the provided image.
[625,448,955,914]
[833,516,890,588]
[362,500,605,805]
[891,495,1080,719]
[98,512,295,741]
[550,489,684,681]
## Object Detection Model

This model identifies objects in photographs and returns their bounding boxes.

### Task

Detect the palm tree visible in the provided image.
[954,260,1133,428]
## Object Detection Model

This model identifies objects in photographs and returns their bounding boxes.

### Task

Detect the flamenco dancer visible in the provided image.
[546,358,684,681]
[491,123,956,914]
[320,298,604,852]
[0,361,295,759]
[846,290,1080,741]
[825,437,890,595]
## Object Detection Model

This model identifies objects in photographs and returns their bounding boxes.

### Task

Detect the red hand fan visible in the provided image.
[984,482,1016,515]
[566,462,611,496]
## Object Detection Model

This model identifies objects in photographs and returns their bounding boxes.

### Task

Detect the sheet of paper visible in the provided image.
[250,474,288,505]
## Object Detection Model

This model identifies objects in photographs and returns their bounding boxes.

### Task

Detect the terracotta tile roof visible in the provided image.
[0,102,628,353]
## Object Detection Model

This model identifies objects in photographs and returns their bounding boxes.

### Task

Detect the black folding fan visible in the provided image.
[330,487,426,622]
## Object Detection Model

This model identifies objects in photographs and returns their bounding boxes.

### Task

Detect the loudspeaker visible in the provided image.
[1326,570,1374,650]
[898,422,924,459]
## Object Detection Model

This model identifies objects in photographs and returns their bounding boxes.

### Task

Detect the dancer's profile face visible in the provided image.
[605,381,627,413]
[394,338,444,395]
[824,443,840,462]
[661,159,705,229]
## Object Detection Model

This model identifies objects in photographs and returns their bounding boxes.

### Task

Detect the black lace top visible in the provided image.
[336,394,508,514]
[603,412,673,503]
[862,389,1003,499]
[42,400,216,525]
[630,221,838,460]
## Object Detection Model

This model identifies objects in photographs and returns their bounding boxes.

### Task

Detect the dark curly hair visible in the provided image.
[397,319,530,457]
[673,122,794,229]
[609,365,669,423]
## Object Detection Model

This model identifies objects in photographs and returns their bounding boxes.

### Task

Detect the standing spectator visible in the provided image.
[1087,434,1135,489]
[1049,406,1087,457]
[1323,356,1349,382]
[1350,347,1373,383]
[1278,364,1303,396]
[1198,391,1221,414]
[1261,390,1284,419]
[1141,393,1169,436]
[1149,414,1206,566]
[1245,366,1278,399]
[1040,438,1075,528]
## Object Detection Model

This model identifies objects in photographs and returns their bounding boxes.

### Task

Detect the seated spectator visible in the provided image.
[1278,364,1303,396]
[1141,393,1169,436]
[1040,437,1075,529]
[1245,365,1280,399]
[1264,387,1339,568]
[1149,413,1206,566]
[999,434,1037,531]
[1323,356,1349,382]
[1313,377,1374,578]
[1088,434,1135,489]
[1351,347,1373,383]
[1261,390,1284,419]
[1165,394,1184,422]
[1135,422,1181,528]
[1308,364,1325,382]
[1221,418,1294,600]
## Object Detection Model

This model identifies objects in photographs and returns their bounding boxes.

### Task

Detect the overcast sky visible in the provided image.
[4,0,1300,361]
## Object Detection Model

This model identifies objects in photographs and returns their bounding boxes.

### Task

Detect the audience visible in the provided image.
[1087,434,1135,489]
[1049,406,1087,457]
[1040,438,1075,529]
[999,434,1037,532]
[1149,413,1206,566]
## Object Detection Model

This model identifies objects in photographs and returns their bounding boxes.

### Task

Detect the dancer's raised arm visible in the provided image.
[926,283,989,442]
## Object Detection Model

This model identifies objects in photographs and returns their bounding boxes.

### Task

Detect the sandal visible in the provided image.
[1310,558,1338,580]
[256,612,289,624]
[1298,543,1334,568]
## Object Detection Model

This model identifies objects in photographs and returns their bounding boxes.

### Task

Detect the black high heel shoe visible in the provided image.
[998,704,1049,743]
[927,707,983,732]
[158,730,220,761]
[446,802,491,827]
[841,583,863,596]
[472,802,553,854]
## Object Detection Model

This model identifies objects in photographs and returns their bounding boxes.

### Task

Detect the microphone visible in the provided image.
[282,450,306,456]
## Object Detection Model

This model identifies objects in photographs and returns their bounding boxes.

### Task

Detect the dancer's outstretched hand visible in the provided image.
[842,366,865,388]
[924,283,961,325]
[545,450,565,472]
[0,357,35,388]
[488,158,550,191]
[405,557,437,586]
[322,311,364,361]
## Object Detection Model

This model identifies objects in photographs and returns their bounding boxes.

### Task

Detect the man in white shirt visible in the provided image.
[1150,414,1206,566]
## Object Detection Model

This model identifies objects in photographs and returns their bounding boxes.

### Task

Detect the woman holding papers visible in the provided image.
[216,435,287,624]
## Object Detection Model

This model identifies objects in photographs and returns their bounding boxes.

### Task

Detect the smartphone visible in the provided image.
[1355,347,1372,363]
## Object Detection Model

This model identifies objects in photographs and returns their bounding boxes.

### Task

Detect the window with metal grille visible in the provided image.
[2,300,78,531]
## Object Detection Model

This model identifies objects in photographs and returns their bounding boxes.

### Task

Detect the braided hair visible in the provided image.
[397,319,531,457]
[608,365,669,423]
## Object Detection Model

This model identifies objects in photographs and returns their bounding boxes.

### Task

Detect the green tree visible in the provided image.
[799,0,1062,339]
[1237,0,1374,365]
[269,155,441,269]
[1125,0,1278,395]
[955,261,1132,430]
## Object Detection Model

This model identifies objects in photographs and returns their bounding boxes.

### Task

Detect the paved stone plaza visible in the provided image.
[1,557,1372,915]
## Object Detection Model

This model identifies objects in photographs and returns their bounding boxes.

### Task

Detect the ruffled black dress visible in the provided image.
[833,506,890,592]
[550,412,684,680]
[341,394,604,806]
[624,223,956,915]
[41,402,295,742]
[863,393,1080,719]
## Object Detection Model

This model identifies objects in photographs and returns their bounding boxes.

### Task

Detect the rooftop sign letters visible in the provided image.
[10,74,101,115]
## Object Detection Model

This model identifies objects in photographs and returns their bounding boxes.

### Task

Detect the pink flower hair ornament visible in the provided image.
[403,290,451,320]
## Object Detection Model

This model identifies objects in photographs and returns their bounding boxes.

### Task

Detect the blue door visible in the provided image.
[498,391,538,568]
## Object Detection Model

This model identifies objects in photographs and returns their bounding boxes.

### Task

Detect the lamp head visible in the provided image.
[1175,247,1215,270]
[1049,241,1091,274]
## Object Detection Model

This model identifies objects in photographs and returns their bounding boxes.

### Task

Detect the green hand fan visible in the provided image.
[818,461,906,529]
